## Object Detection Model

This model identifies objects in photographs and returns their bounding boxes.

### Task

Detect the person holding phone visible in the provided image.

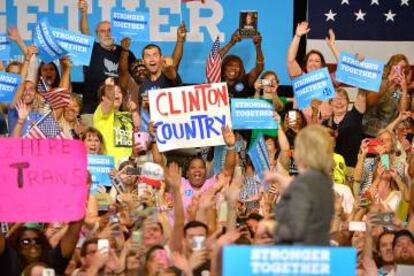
[363,54,411,138]
[353,129,410,216]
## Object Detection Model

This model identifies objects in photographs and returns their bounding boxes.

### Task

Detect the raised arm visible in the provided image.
[11,45,37,108]
[100,85,115,116]
[8,26,27,55]
[287,22,309,78]
[354,90,367,114]
[325,29,340,61]
[172,22,186,70]
[399,71,410,112]
[166,163,185,253]
[60,219,83,258]
[119,38,131,93]
[221,126,236,177]
[79,0,90,35]
[219,30,241,58]
[247,33,264,86]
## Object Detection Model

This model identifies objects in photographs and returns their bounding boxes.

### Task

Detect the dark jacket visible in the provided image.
[274,169,334,245]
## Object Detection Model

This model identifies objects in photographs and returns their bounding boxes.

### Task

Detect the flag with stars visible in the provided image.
[26,112,67,139]
[205,36,222,83]
[307,0,414,65]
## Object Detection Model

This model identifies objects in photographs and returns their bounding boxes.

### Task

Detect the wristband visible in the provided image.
[226,145,235,151]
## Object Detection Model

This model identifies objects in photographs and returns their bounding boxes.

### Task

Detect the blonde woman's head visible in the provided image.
[294,125,335,175]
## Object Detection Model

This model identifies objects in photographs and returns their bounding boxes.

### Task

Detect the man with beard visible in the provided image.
[393,230,414,264]
[79,0,137,125]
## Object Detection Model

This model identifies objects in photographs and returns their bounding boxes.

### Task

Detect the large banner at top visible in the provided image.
[0,0,293,84]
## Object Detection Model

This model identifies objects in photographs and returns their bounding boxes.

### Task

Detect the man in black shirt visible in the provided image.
[78,0,136,124]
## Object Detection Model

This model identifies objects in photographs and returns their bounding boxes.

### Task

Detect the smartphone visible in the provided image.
[42,268,55,276]
[380,154,390,170]
[191,236,206,251]
[393,65,402,77]
[349,221,366,232]
[288,110,297,125]
[367,139,381,154]
[127,167,141,176]
[218,201,228,223]
[371,212,394,225]
[97,239,110,253]
[134,132,149,147]
[132,230,142,244]
[261,79,271,86]
[0,222,8,234]
[111,176,125,193]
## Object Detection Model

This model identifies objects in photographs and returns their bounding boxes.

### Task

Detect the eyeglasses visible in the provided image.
[20,238,42,247]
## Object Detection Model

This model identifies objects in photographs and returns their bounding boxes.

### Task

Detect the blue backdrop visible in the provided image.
[0,0,293,84]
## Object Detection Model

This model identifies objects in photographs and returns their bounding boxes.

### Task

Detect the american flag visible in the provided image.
[26,112,66,139]
[205,36,221,83]
[37,77,70,109]
[307,0,414,69]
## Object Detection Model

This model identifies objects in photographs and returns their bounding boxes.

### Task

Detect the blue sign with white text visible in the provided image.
[0,33,11,61]
[248,134,270,183]
[51,28,94,66]
[223,246,357,276]
[111,8,149,41]
[336,52,384,92]
[33,18,67,63]
[87,154,115,187]
[292,67,335,110]
[231,99,277,130]
[0,71,21,103]
[0,0,293,84]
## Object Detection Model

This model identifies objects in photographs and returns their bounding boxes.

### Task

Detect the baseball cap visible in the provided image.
[139,162,164,188]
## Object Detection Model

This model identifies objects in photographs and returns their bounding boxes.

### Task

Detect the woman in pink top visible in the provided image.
[181,126,237,209]
[287,21,340,122]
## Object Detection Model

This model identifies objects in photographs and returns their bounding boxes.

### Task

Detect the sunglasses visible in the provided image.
[20,238,42,247]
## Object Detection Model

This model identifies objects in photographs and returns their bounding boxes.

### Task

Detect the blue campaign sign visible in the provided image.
[51,27,94,66]
[111,8,149,41]
[0,33,11,61]
[292,68,335,110]
[248,134,270,183]
[336,52,384,92]
[0,71,21,103]
[231,99,277,130]
[223,246,357,276]
[87,154,115,187]
[213,145,226,175]
[0,0,293,84]
[33,18,67,63]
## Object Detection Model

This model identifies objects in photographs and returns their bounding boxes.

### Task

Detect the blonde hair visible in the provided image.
[294,125,334,175]
[382,54,410,80]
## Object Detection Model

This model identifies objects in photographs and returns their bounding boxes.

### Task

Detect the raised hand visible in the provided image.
[121,37,131,51]
[230,29,242,44]
[222,125,236,147]
[165,162,182,191]
[252,32,262,47]
[295,21,310,37]
[78,0,88,13]
[16,100,30,120]
[325,29,336,48]
[8,26,22,42]
[177,22,187,41]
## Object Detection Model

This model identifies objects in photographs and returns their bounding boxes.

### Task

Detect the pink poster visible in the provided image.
[0,138,88,222]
